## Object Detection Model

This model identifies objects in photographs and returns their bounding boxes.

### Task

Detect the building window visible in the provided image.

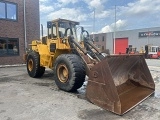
[98,45,101,48]
[95,36,99,42]
[102,36,105,41]
[102,46,104,50]
[0,38,19,56]
[0,1,17,21]
[0,2,5,19]
[7,3,17,20]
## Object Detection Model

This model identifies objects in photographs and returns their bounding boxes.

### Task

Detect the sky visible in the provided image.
[39,0,160,35]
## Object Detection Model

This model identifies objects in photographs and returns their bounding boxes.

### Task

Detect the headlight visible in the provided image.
[62,39,66,43]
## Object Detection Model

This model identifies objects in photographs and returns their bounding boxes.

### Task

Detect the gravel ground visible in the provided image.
[0,59,160,120]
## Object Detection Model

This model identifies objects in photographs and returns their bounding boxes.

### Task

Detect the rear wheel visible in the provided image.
[54,54,86,92]
[27,51,45,78]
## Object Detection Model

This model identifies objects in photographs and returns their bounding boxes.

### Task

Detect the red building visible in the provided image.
[0,0,40,65]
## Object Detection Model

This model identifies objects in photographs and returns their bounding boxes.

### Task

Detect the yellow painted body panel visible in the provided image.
[48,38,71,50]
[31,38,71,69]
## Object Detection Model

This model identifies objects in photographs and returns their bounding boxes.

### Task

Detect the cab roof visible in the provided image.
[50,18,79,25]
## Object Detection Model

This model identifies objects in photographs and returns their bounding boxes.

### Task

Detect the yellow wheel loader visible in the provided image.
[24,18,155,115]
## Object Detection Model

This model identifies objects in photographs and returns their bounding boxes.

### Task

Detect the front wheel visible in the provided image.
[26,51,45,78]
[54,54,86,92]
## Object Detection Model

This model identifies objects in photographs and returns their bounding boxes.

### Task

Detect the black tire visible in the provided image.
[54,54,86,92]
[38,67,45,77]
[26,51,45,78]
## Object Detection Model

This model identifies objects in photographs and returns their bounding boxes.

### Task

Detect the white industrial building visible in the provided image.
[93,27,160,54]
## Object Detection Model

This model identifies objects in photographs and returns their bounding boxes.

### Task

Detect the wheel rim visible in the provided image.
[57,64,69,83]
[28,59,33,71]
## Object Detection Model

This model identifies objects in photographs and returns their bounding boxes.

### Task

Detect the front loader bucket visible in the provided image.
[86,55,155,115]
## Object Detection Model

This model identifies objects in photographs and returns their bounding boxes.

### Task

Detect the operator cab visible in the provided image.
[47,18,79,40]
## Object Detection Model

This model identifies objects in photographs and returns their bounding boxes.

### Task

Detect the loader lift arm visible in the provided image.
[65,27,105,76]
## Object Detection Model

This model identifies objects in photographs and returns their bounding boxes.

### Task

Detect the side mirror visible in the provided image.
[81,27,84,32]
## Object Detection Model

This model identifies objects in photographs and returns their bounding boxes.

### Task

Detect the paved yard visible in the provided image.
[0,59,160,120]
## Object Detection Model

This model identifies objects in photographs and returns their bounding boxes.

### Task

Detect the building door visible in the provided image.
[115,38,128,54]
